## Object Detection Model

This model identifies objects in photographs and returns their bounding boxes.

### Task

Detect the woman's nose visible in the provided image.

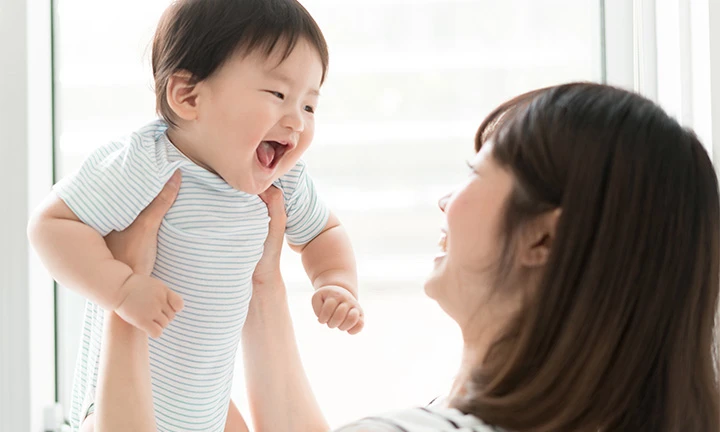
[438,194,450,212]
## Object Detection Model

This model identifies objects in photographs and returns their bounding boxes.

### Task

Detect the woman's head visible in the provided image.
[428,82,720,431]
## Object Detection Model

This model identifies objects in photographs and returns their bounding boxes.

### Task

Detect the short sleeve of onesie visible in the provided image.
[53,124,176,236]
[274,159,330,245]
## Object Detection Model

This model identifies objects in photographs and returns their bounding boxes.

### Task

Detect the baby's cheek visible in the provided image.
[297,136,313,154]
[285,148,308,171]
[300,123,315,146]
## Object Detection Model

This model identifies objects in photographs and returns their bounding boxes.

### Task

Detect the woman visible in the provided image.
[97,82,720,432]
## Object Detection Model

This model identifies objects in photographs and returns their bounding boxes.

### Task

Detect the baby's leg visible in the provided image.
[225,399,250,432]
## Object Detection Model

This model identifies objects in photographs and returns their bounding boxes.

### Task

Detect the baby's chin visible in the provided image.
[223,175,275,195]
[220,161,295,194]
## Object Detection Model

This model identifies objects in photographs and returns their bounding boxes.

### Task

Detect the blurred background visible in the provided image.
[2,0,719,430]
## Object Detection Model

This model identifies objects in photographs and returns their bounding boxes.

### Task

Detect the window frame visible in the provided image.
[1,0,56,431]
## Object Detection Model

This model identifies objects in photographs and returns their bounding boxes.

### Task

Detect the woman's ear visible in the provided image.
[519,208,562,268]
[166,71,200,122]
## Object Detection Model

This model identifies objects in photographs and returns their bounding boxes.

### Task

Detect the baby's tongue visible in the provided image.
[256,141,276,168]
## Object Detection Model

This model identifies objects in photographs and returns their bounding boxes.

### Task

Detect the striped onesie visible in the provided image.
[54,120,329,431]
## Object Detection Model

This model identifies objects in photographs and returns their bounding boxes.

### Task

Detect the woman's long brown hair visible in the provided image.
[453,83,720,432]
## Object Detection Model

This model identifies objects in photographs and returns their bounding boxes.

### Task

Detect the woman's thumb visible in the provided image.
[138,170,181,230]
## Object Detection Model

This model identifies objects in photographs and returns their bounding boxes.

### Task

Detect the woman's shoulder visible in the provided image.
[334,406,501,432]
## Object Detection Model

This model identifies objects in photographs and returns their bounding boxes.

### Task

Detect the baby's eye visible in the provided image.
[304,105,315,114]
[266,91,285,100]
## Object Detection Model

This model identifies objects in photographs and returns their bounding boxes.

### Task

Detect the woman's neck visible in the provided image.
[447,317,501,403]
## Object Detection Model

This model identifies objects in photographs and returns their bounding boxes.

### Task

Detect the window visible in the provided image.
[53,0,602,427]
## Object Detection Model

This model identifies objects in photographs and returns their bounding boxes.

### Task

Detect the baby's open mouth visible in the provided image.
[256,140,290,169]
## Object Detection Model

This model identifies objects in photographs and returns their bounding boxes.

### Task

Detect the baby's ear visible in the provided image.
[166,70,200,121]
[518,208,562,268]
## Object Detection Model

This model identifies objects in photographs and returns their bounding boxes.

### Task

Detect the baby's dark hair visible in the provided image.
[152,0,329,126]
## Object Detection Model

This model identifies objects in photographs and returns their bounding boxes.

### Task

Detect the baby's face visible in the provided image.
[189,38,323,194]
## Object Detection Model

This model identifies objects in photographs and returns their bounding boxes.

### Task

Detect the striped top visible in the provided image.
[335,406,499,432]
[54,120,329,432]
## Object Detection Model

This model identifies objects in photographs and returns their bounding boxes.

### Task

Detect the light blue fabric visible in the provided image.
[55,120,329,431]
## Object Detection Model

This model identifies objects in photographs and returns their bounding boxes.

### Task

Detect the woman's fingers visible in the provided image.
[137,170,181,232]
[105,171,181,275]
[258,185,285,216]
[253,186,287,282]
[258,186,287,240]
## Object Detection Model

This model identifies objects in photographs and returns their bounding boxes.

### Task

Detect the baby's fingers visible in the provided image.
[154,312,170,331]
[327,303,350,329]
[347,316,365,335]
[311,292,324,318]
[317,297,339,324]
[168,290,185,313]
[162,306,176,323]
[146,321,164,339]
[338,307,361,332]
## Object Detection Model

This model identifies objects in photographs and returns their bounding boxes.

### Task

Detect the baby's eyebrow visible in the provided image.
[267,70,320,96]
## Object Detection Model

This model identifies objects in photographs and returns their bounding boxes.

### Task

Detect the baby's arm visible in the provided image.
[28,191,183,338]
[28,193,134,307]
[291,211,363,334]
[294,212,357,297]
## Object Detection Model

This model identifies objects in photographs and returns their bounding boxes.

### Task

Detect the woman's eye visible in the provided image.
[267,91,285,100]
[304,105,315,114]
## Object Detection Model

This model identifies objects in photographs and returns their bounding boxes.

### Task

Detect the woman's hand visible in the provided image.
[243,186,329,432]
[252,186,288,284]
[105,171,181,276]
[94,172,182,432]
[105,171,184,337]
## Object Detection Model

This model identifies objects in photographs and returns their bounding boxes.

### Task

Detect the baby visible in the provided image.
[27,0,363,430]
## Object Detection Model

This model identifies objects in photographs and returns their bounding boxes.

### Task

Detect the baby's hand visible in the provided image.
[311,286,364,334]
[115,274,184,338]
